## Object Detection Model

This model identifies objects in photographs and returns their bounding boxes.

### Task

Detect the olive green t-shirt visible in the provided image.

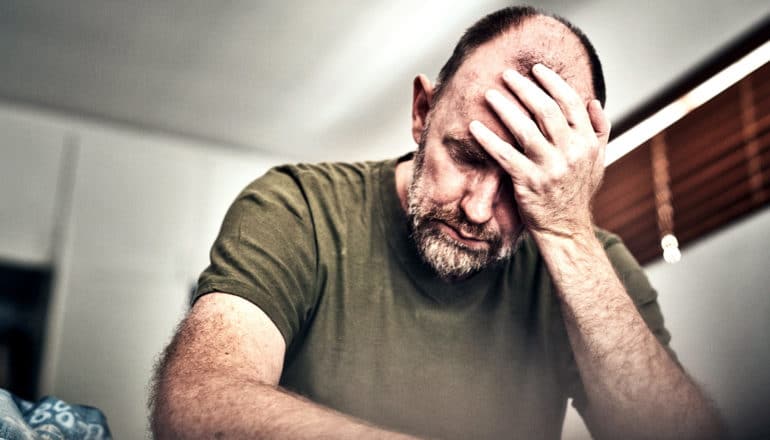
[195,156,672,440]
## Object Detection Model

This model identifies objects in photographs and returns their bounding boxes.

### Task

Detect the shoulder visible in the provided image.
[243,160,390,205]
[593,227,640,273]
[593,227,622,249]
[263,160,388,187]
[592,226,639,271]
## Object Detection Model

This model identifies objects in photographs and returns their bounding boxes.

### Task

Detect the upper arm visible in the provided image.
[169,292,286,386]
[150,294,289,439]
[194,167,319,346]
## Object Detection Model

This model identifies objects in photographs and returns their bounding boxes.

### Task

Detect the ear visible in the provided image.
[411,74,434,144]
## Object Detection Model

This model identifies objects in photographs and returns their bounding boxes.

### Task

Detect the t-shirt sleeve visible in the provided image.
[562,232,677,413]
[193,166,318,346]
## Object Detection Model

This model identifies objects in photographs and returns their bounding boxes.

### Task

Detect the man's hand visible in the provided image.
[468,63,610,239]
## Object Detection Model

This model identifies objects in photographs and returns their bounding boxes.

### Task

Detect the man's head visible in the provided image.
[405,7,605,281]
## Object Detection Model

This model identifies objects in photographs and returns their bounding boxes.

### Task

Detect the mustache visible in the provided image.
[419,203,500,243]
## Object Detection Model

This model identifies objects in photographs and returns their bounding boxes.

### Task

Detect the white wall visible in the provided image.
[0,101,287,439]
[648,207,770,439]
[0,109,67,265]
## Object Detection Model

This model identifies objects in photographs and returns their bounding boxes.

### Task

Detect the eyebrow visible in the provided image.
[443,133,494,165]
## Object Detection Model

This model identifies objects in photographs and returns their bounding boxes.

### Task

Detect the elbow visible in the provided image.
[149,370,278,439]
[149,368,197,440]
[149,380,180,440]
[151,381,212,440]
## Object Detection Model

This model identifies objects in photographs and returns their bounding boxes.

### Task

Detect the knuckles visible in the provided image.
[539,100,563,121]
[562,94,581,111]
[544,161,569,185]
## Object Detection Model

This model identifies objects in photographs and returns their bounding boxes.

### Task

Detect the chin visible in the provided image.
[417,231,494,281]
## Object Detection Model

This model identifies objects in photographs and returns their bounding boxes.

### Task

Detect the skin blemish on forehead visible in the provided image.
[508,50,582,95]
[445,71,484,120]
[509,51,564,80]
[495,17,595,99]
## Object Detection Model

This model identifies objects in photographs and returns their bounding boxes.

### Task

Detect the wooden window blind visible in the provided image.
[592,61,770,265]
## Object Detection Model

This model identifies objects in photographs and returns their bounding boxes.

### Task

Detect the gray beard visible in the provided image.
[405,149,522,281]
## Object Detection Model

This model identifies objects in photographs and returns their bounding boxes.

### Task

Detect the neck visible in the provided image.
[395,157,414,214]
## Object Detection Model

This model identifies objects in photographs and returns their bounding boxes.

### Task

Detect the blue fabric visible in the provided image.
[0,389,111,440]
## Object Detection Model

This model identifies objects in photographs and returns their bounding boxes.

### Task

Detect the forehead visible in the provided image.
[433,16,594,137]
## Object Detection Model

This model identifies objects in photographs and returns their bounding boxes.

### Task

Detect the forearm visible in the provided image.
[152,372,420,440]
[534,229,724,440]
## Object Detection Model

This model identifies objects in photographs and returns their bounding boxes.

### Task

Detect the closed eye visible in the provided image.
[443,134,493,168]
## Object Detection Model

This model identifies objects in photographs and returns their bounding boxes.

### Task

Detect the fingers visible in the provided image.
[484,89,552,163]
[501,68,569,143]
[487,65,605,156]
[468,120,538,184]
[531,64,592,130]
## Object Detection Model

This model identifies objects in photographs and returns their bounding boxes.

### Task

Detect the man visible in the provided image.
[151,6,724,439]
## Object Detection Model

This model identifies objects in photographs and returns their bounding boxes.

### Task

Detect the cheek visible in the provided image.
[422,156,468,204]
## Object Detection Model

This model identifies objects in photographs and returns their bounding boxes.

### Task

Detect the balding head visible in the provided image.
[432,6,605,107]
[453,15,595,102]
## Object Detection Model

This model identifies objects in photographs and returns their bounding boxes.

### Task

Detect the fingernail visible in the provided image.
[503,69,519,82]
[485,89,502,102]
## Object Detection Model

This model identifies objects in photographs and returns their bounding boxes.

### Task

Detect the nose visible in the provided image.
[460,171,503,225]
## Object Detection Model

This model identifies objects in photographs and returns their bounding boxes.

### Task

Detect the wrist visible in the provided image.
[530,225,608,285]
[529,223,596,248]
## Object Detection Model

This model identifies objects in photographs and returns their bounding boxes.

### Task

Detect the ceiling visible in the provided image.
[1,1,767,162]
